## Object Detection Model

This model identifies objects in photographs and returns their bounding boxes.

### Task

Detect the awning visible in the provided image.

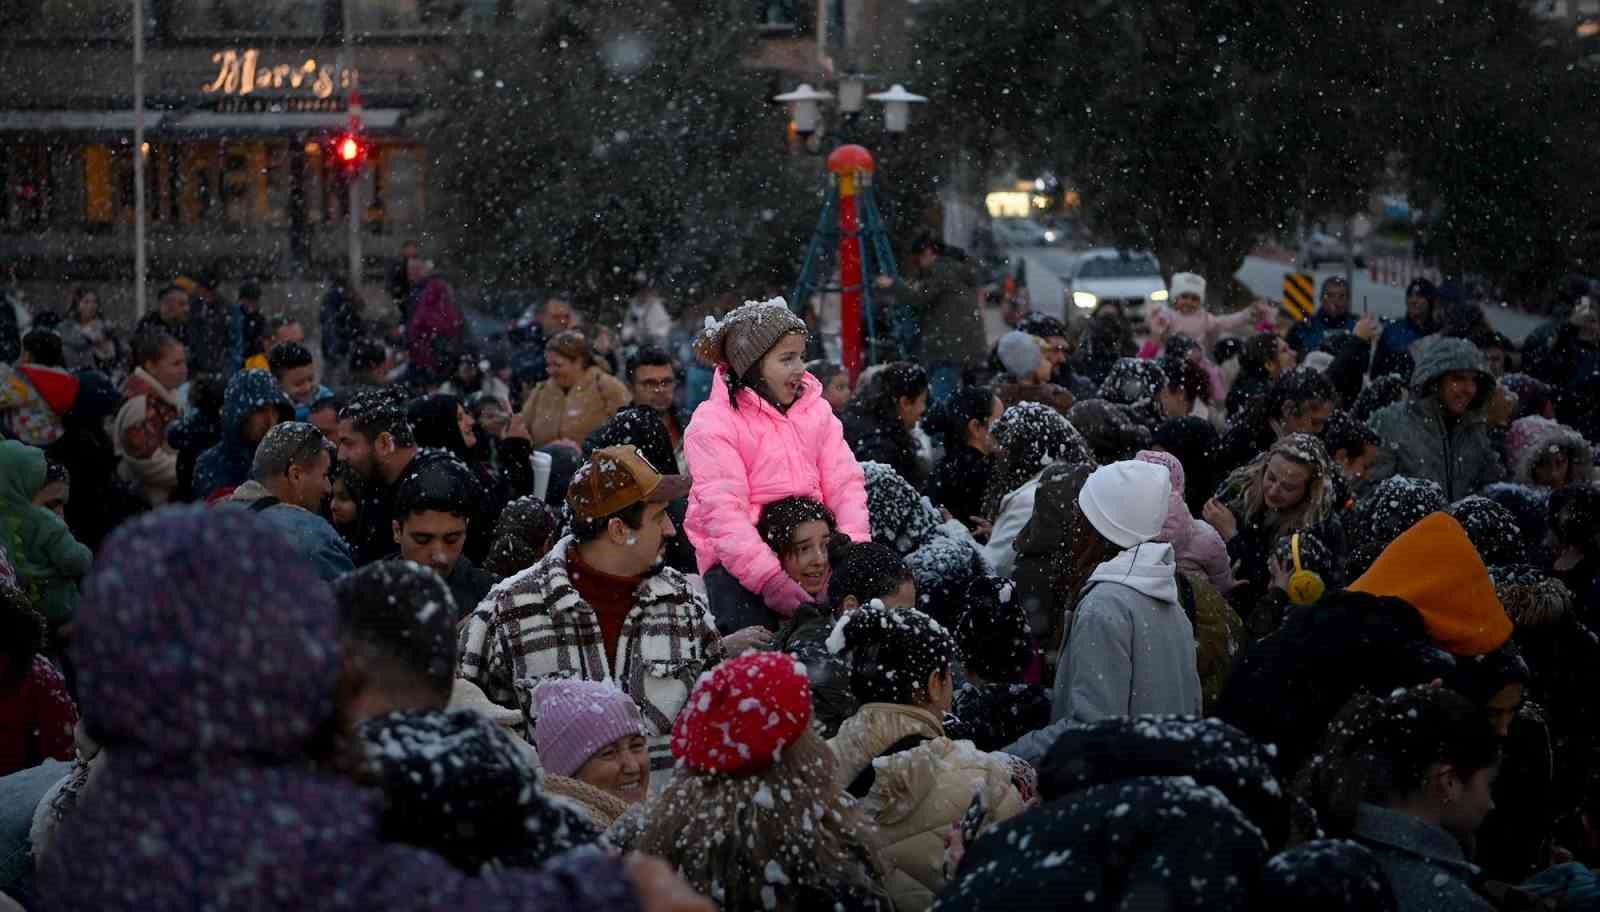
[0,111,166,132]
[164,108,406,133]
[0,108,407,135]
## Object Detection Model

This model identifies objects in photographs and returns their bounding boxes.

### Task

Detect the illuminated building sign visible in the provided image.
[202,50,357,99]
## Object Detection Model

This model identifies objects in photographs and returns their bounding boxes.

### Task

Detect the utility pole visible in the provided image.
[133,0,147,318]
[342,0,361,294]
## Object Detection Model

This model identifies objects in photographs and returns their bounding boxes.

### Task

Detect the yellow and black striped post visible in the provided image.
[1282,272,1315,321]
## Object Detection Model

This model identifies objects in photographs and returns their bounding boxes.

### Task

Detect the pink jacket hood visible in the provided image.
[683,367,870,604]
[1136,449,1238,593]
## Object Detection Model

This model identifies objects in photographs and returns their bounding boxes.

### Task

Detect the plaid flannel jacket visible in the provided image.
[457,535,724,778]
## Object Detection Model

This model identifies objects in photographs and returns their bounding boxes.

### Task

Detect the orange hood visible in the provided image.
[1350,512,1511,656]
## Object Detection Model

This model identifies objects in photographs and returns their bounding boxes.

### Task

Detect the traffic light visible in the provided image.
[331,130,367,180]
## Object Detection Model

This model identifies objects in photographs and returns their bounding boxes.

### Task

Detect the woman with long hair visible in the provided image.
[1226,331,1298,420]
[980,402,1094,578]
[924,385,1003,537]
[841,361,930,491]
[639,651,888,912]
[683,298,870,633]
[1204,433,1341,601]
[58,286,126,378]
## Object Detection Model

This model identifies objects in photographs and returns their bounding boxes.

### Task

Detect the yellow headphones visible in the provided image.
[1286,533,1326,606]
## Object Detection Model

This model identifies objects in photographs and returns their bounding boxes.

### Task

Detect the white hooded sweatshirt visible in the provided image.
[1051,541,1201,725]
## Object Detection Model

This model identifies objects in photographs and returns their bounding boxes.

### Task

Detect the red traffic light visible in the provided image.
[331,131,367,177]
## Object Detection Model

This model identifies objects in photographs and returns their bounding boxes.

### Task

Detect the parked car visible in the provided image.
[1298,230,1367,270]
[1058,248,1168,331]
[990,218,1053,248]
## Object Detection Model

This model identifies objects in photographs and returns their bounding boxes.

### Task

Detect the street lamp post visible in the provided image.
[778,78,925,379]
[866,84,928,134]
[132,0,147,318]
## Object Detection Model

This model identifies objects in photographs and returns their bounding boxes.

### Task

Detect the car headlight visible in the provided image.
[1043,230,1058,243]
[1149,289,1169,303]
[1073,291,1099,309]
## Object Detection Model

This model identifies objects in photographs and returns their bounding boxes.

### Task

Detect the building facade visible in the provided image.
[0,0,911,319]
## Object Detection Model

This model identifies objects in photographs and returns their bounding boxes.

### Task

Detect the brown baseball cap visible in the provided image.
[567,445,692,521]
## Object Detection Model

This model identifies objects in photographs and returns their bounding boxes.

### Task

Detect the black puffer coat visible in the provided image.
[773,604,857,738]
[934,717,1285,912]
[1215,589,1454,779]
[359,708,602,872]
[944,683,1050,753]
[843,405,925,492]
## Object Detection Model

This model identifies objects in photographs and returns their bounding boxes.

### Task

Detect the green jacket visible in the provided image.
[892,258,987,366]
[0,439,92,623]
[1368,338,1504,502]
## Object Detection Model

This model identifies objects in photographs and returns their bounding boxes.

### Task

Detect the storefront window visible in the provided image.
[0,144,53,230]
[0,0,132,35]
[169,0,323,35]
[349,0,549,32]
[379,145,425,227]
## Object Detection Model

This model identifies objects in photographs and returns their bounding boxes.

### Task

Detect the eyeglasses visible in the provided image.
[639,379,677,393]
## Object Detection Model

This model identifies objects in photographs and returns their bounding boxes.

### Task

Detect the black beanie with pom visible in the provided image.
[828,604,956,706]
[956,576,1033,684]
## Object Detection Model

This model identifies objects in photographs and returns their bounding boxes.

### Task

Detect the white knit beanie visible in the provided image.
[1077,460,1172,549]
[1169,272,1206,301]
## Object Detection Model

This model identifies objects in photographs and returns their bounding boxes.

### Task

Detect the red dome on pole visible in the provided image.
[827,144,875,174]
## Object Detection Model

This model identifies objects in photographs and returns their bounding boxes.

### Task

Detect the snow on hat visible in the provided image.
[830,603,957,706]
[1447,495,1527,569]
[956,576,1032,683]
[1302,350,1335,374]
[532,679,646,778]
[1098,357,1166,407]
[693,297,807,378]
[671,651,812,775]
[1077,459,1171,549]
[996,330,1044,379]
[1169,272,1206,301]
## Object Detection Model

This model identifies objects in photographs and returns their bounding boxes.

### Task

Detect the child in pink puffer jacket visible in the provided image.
[684,298,870,633]
[1136,449,1238,595]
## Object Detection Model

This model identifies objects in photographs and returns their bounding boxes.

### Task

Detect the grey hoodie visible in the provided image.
[1368,337,1504,501]
[1002,542,1201,764]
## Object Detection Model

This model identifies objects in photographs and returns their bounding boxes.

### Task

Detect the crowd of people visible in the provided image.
[2,245,1600,912]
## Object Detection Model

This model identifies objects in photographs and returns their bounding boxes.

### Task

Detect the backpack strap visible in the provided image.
[846,733,933,799]
[248,496,281,512]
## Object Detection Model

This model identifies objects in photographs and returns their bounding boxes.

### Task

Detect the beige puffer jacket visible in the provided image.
[829,703,1024,912]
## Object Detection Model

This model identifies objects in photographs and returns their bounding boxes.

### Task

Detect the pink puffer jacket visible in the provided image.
[684,368,870,614]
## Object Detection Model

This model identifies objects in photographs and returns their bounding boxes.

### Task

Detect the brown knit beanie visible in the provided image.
[693,297,807,377]
[545,329,593,365]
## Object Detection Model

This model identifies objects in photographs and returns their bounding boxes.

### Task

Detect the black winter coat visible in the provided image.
[843,406,925,491]
[935,717,1284,912]
[926,445,992,529]
[945,683,1049,753]
[1216,589,1454,779]
[774,605,856,738]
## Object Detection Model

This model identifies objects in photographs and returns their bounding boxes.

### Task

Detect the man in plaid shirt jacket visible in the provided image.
[458,445,766,785]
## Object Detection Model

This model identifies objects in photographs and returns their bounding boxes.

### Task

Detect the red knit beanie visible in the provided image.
[671,651,812,775]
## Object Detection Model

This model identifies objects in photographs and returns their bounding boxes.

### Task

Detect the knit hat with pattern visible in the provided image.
[693,297,807,378]
[671,651,812,775]
[532,679,646,778]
